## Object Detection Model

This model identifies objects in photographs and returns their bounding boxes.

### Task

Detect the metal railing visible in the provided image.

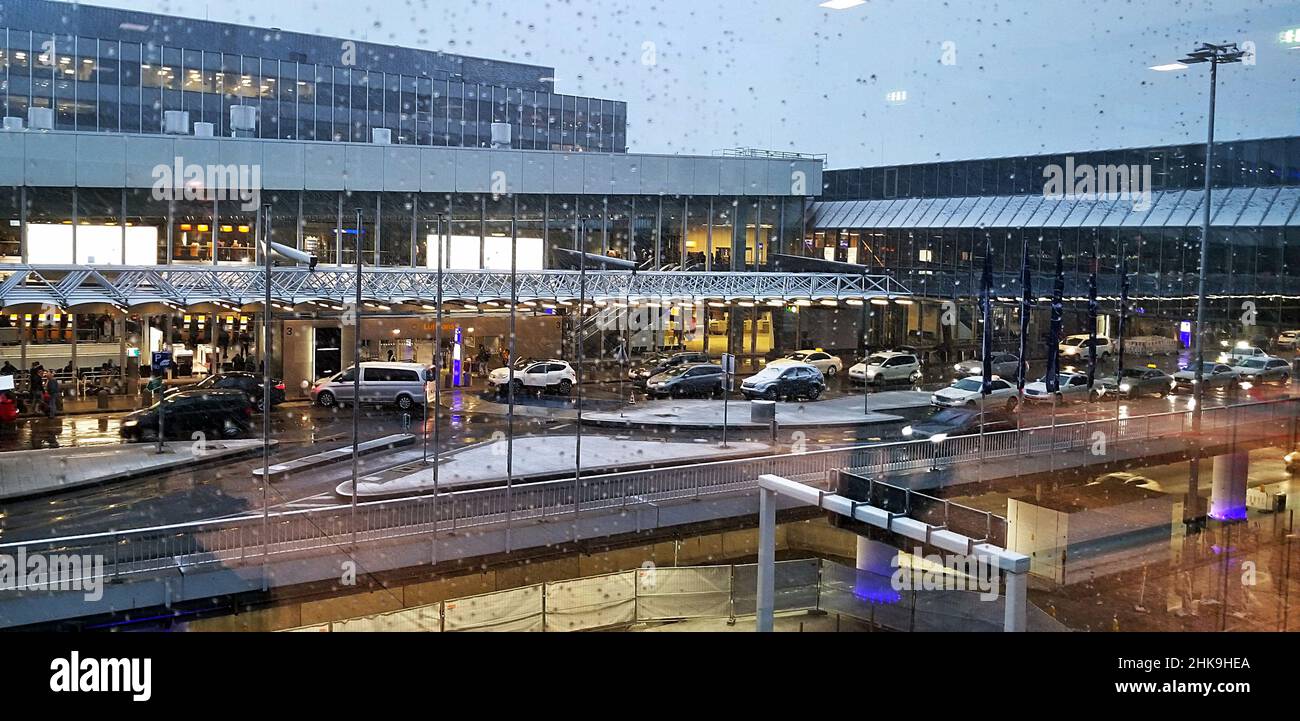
[2,396,1295,589]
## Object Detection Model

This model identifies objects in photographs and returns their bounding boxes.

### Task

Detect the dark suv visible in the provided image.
[168,372,286,411]
[740,363,827,401]
[120,389,254,442]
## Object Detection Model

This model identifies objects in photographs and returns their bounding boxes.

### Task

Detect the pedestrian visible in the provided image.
[43,370,59,418]
[232,352,245,372]
[1,360,17,376]
[387,349,396,362]
[28,362,43,407]
[476,346,490,377]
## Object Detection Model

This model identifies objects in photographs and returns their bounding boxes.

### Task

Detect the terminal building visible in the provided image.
[0,0,1295,398]
[810,136,1300,353]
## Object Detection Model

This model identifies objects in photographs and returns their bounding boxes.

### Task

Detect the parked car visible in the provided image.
[930,376,1019,411]
[767,349,844,378]
[167,371,286,411]
[1232,356,1292,386]
[120,389,254,442]
[1059,334,1113,359]
[849,351,922,385]
[311,362,433,410]
[488,359,577,395]
[740,362,826,401]
[953,352,1024,380]
[1023,372,1095,404]
[1275,330,1300,350]
[0,391,18,427]
[1170,362,1240,394]
[1286,450,1299,474]
[1099,367,1173,399]
[646,363,725,398]
[902,408,1016,440]
[628,351,710,386]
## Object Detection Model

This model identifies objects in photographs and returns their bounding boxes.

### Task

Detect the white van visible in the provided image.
[310,362,433,410]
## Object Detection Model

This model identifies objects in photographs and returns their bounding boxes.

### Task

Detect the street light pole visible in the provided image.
[1156,43,1244,528]
[349,207,363,548]
[261,203,272,563]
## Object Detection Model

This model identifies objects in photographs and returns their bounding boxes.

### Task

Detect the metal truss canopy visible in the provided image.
[0,265,912,310]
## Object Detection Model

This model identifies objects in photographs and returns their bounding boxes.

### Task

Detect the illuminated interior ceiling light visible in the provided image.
[1149,62,1188,71]
[846,299,864,306]
[819,299,838,306]
[819,0,866,9]
[870,298,891,306]
[886,90,908,104]
[894,298,914,305]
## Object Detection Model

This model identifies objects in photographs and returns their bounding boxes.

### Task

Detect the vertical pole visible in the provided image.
[350,208,363,547]
[1192,58,1218,437]
[756,485,777,632]
[575,233,585,522]
[157,312,169,454]
[1003,568,1027,632]
[506,211,517,542]
[262,204,273,563]
[433,214,446,530]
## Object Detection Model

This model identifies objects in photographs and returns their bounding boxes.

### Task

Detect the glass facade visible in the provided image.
[5,186,804,272]
[0,28,627,152]
[823,136,1300,200]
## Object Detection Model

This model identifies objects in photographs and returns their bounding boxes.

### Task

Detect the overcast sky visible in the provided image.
[70,0,1299,167]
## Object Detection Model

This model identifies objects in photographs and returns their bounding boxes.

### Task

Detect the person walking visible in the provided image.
[43,370,60,418]
[28,362,44,409]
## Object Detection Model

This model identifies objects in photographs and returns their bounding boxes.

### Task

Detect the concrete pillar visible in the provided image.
[756,486,777,632]
[1003,569,1027,632]
[1209,450,1249,522]
[341,319,358,368]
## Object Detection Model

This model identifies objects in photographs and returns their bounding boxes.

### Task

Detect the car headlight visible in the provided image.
[953,364,963,372]
[122,420,138,427]
[1118,383,1131,393]
[901,425,913,436]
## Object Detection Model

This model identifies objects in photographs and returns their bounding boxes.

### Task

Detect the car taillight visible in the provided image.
[275,383,285,390]
[244,406,253,417]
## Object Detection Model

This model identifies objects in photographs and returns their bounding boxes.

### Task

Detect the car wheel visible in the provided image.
[807,386,822,401]
[255,396,266,413]
[396,394,414,411]
[317,391,336,408]
[512,379,525,395]
[558,379,573,395]
[221,420,242,438]
[764,388,777,401]
[825,366,837,377]
[965,400,977,409]
[1005,397,1018,412]
[909,370,921,383]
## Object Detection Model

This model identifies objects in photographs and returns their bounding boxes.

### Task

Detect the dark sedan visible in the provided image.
[120,389,254,442]
[166,371,287,410]
[645,363,725,398]
[902,408,1016,440]
[628,351,710,387]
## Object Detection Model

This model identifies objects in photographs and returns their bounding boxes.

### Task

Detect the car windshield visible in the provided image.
[1118,369,1145,378]
[952,378,983,392]
[930,409,975,424]
[751,367,785,381]
[867,355,888,365]
[194,375,218,388]
[785,352,810,361]
[1241,359,1267,369]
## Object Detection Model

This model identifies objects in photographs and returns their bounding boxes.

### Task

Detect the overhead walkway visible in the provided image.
[0,264,912,310]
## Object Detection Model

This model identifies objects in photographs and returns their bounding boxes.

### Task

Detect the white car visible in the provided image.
[1276,330,1300,350]
[1218,345,1268,365]
[1059,334,1112,359]
[1171,362,1240,394]
[767,350,843,377]
[849,351,922,385]
[1023,372,1095,404]
[1232,356,1292,386]
[488,359,577,395]
[930,376,1019,411]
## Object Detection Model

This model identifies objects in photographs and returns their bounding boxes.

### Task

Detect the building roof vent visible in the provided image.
[27,107,53,131]
[229,105,258,137]
[371,128,392,144]
[163,110,190,135]
[490,122,512,149]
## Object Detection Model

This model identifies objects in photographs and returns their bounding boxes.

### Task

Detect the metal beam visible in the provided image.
[0,264,912,308]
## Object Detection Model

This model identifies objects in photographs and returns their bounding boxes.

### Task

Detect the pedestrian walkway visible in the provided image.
[0,438,270,500]
[337,434,771,497]
[579,391,931,429]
